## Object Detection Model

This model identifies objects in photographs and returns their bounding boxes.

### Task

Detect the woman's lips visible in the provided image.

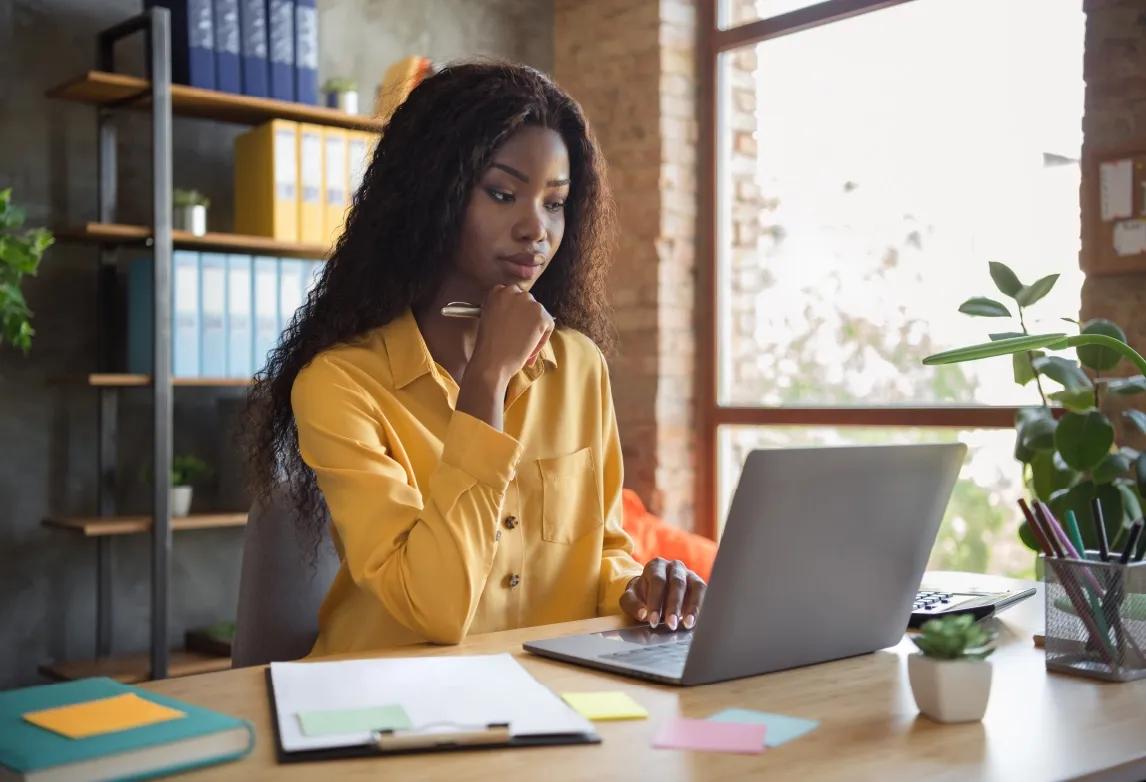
[501,255,544,280]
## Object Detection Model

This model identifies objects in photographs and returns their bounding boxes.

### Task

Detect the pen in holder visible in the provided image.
[1043,553,1146,682]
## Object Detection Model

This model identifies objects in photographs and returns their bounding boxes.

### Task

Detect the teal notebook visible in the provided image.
[0,677,254,781]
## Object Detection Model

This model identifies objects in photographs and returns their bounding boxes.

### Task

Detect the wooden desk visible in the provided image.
[145,576,1146,781]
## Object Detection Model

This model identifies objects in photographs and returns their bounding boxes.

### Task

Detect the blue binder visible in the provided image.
[266,0,295,102]
[293,0,317,105]
[146,0,216,90]
[127,253,201,377]
[253,257,280,373]
[238,0,269,97]
[199,253,228,377]
[213,0,241,93]
[226,255,254,378]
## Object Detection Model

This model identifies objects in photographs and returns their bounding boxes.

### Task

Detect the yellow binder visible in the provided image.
[297,123,325,245]
[346,131,373,205]
[234,119,299,241]
[322,127,349,245]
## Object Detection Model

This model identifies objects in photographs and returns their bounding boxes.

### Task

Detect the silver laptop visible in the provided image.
[524,443,967,686]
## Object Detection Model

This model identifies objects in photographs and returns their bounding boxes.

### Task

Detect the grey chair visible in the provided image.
[232,486,339,668]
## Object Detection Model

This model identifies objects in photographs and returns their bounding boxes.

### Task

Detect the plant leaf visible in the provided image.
[1032,355,1093,392]
[988,261,1024,297]
[1015,274,1059,307]
[1020,415,1057,451]
[923,333,1069,365]
[1093,452,1131,484]
[958,297,1011,317]
[1048,388,1096,411]
[1013,350,1044,386]
[990,331,1025,341]
[1116,481,1143,525]
[1077,319,1127,372]
[1054,410,1115,472]
[1105,375,1146,395]
[1124,409,1146,435]
[1136,453,1146,500]
[1030,449,1078,500]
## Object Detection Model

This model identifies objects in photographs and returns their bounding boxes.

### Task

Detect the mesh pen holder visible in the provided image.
[1043,553,1146,682]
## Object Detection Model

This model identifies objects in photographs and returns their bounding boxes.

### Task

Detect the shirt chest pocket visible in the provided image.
[530,447,604,544]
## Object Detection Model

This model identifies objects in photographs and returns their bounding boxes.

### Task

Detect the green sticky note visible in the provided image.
[561,692,648,721]
[297,704,412,737]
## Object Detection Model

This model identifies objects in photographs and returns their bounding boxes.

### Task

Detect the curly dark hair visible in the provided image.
[242,60,616,553]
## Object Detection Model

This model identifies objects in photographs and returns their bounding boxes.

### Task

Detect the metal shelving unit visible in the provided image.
[41,7,359,681]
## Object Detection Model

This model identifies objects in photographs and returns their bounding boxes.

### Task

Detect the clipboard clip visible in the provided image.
[371,721,512,752]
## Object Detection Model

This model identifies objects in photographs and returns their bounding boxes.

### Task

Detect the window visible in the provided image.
[701,0,1086,576]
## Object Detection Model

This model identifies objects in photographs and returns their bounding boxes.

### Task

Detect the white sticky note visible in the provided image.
[1113,219,1146,256]
[1100,159,1133,221]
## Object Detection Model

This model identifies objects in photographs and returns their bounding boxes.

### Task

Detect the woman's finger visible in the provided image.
[642,558,668,627]
[661,560,688,631]
[619,579,645,622]
[680,574,707,629]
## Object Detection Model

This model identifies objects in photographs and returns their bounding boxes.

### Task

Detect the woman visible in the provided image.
[245,62,707,656]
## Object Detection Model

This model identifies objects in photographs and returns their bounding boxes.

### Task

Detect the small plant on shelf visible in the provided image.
[170,454,212,517]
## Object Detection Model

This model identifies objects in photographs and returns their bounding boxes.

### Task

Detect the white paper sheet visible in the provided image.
[1100,158,1133,221]
[270,654,596,753]
[1113,219,1146,256]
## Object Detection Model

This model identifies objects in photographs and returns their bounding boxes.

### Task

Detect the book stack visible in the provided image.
[144,0,318,104]
[128,252,323,378]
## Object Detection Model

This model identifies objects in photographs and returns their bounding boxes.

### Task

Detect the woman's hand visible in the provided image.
[469,284,555,382]
[620,558,707,631]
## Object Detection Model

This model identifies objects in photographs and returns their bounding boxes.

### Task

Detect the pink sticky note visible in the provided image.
[652,717,766,755]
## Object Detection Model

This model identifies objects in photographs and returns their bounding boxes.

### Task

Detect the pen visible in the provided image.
[1091,497,1110,562]
[441,302,482,319]
[1065,510,1086,557]
[1120,520,1143,565]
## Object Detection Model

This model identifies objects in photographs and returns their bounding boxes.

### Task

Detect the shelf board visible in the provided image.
[46,70,385,132]
[40,649,231,684]
[56,221,330,259]
[85,373,253,388]
[43,513,248,537]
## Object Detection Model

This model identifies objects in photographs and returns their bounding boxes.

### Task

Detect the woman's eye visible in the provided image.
[487,188,513,203]
[545,201,566,213]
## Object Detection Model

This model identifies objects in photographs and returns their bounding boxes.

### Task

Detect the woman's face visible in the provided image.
[452,125,570,295]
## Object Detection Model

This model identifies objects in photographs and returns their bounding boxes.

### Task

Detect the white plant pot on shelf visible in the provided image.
[908,653,992,723]
[170,485,193,517]
[173,204,207,236]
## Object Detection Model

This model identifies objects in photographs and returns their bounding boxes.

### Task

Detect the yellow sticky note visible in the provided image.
[24,693,186,739]
[561,691,648,721]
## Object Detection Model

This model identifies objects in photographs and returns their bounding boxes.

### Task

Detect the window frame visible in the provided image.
[696,0,1037,538]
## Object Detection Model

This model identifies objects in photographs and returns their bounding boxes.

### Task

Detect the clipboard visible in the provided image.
[265,655,600,763]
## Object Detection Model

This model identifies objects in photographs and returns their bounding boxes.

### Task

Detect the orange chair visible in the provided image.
[621,489,717,581]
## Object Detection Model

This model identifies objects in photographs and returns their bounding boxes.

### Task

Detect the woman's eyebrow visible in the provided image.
[491,162,570,188]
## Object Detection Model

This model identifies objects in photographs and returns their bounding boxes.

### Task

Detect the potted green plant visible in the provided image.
[908,614,997,722]
[173,189,210,236]
[924,262,1146,555]
[171,454,212,516]
[322,77,359,114]
[0,187,54,354]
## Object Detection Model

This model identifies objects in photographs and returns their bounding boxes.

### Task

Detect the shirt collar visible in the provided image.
[382,308,558,391]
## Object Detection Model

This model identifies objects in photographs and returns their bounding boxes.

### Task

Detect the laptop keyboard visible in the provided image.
[601,636,692,672]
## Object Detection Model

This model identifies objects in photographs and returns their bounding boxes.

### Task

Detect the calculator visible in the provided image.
[908,580,1036,628]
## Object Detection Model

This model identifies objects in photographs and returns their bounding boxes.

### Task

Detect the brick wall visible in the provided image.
[1081,0,1146,443]
[554,0,699,527]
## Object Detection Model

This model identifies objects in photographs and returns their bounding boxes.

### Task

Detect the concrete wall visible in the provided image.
[0,0,552,690]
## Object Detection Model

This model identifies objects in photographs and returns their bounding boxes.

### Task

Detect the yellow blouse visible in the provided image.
[292,308,643,656]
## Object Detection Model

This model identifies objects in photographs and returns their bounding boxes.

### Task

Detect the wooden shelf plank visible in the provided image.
[39,649,231,684]
[46,70,385,132]
[43,513,248,537]
[82,374,253,388]
[56,221,330,259]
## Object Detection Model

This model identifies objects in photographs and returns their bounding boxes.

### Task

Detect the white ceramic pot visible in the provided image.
[907,653,992,723]
[171,485,193,517]
[325,90,359,115]
[173,204,207,236]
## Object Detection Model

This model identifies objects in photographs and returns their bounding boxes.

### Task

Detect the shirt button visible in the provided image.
[507,574,521,589]
[503,516,518,530]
